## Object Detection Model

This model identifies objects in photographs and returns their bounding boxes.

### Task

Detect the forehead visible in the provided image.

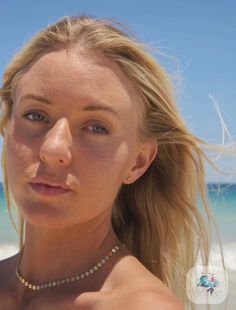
[15,50,140,118]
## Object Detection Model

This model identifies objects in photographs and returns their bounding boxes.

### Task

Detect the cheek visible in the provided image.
[5,123,35,185]
[81,139,134,184]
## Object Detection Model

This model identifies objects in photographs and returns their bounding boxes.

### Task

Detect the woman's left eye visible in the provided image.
[85,123,110,136]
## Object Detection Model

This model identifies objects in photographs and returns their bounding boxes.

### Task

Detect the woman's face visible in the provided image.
[5,49,145,228]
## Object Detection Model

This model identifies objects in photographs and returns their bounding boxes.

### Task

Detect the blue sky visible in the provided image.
[0,0,235,182]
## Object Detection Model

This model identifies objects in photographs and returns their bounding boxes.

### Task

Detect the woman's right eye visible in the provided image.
[24,111,49,123]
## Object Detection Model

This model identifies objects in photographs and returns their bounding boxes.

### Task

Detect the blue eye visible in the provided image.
[24,111,48,123]
[86,123,110,136]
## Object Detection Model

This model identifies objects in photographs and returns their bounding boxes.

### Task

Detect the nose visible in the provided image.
[39,118,72,166]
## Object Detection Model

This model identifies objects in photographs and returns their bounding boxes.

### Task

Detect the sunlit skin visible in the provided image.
[2,49,162,308]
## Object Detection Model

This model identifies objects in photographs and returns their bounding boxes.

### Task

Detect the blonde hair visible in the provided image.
[0,15,227,309]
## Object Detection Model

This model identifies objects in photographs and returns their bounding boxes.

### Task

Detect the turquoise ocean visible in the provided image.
[0,183,235,308]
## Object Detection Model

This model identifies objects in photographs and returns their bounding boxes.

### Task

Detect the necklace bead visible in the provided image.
[16,242,124,290]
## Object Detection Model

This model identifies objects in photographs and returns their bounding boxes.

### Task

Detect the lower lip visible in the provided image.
[29,183,72,196]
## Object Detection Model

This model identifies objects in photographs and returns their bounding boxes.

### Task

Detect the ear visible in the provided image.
[124,140,158,184]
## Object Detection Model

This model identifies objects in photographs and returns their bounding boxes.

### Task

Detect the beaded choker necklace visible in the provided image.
[16,241,123,291]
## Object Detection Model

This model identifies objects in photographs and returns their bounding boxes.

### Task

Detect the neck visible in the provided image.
[17,214,119,288]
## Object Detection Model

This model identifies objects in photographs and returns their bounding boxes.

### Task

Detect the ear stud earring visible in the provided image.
[126,177,132,182]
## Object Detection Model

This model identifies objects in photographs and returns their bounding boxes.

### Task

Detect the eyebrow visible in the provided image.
[20,93,122,120]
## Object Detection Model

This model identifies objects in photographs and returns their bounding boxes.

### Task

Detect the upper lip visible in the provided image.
[29,178,73,190]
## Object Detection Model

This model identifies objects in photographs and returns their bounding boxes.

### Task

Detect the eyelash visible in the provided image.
[23,111,111,136]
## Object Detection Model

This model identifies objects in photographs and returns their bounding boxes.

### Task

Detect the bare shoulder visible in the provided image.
[37,252,184,310]
[92,253,184,310]
[0,254,16,288]
[75,286,184,310]
[0,254,19,309]
[129,288,184,310]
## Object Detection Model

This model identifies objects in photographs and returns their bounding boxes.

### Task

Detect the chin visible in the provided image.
[16,201,69,229]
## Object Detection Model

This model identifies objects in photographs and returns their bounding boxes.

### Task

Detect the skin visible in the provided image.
[0,49,183,309]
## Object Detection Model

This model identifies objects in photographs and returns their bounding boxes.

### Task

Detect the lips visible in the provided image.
[29,179,73,196]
